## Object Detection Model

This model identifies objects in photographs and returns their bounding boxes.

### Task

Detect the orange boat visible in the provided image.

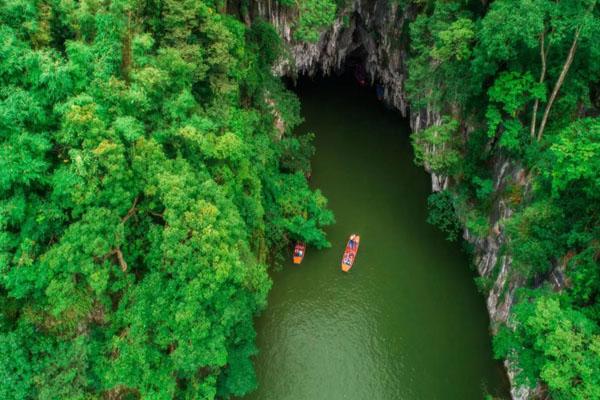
[341,234,360,272]
[293,242,306,264]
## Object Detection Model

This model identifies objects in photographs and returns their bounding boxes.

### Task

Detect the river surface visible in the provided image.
[247,78,509,399]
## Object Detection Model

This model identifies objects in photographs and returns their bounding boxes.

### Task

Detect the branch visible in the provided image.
[100,248,129,272]
[121,196,139,224]
[536,25,582,142]
[530,29,549,139]
[114,248,128,272]
[149,210,166,220]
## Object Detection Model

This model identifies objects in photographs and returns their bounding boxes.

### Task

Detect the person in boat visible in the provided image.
[348,236,357,249]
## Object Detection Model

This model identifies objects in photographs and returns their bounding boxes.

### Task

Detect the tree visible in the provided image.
[495,291,600,399]
[0,1,333,398]
[409,1,600,393]
[411,116,462,176]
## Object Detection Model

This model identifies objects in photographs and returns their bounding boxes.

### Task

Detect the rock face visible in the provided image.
[250,0,412,115]
[249,1,529,398]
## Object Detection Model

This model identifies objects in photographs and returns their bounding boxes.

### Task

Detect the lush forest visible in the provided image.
[407,0,600,398]
[0,0,334,398]
[1,0,600,398]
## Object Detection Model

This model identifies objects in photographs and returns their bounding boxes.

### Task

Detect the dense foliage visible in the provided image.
[277,0,338,42]
[408,0,600,397]
[2,0,598,397]
[0,0,333,398]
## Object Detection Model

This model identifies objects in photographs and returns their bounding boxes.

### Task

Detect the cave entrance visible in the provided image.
[344,44,370,87]
[290,11,388,106]
[291,52,387,111]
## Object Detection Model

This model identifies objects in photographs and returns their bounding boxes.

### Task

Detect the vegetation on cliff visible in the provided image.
[0,0,333,398]
[2,0,598,397]
[408,0,600,397]
[281,0,337,42]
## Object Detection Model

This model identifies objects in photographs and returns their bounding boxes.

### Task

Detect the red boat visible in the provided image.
[293,242,306,264]
[341,234,360,272]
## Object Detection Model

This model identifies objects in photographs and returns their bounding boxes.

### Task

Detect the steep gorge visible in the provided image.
[245,1,534,398]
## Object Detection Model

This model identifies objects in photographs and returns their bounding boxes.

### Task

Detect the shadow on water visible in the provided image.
[245,74,511,400]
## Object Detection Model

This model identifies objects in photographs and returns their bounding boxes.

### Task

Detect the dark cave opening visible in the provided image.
[286,10,389,107]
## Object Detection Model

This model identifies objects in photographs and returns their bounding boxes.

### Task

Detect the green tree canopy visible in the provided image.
[0,0,333,398]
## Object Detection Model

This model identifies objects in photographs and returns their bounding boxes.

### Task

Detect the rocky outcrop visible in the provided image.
[249,1,531,398]
[465,159,532,400]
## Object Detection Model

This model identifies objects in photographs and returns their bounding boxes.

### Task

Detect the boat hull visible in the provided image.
[293,243,306,265]
[341,234,360,272]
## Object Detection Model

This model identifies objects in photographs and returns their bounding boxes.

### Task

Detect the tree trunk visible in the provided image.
[536,26,582,142]
[530,30,549,140]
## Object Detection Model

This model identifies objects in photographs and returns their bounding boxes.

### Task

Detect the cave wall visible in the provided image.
[248,1,531,398]
[250,0,412,116]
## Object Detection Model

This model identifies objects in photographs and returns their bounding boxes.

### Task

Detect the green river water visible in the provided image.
[246,78,509,400]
